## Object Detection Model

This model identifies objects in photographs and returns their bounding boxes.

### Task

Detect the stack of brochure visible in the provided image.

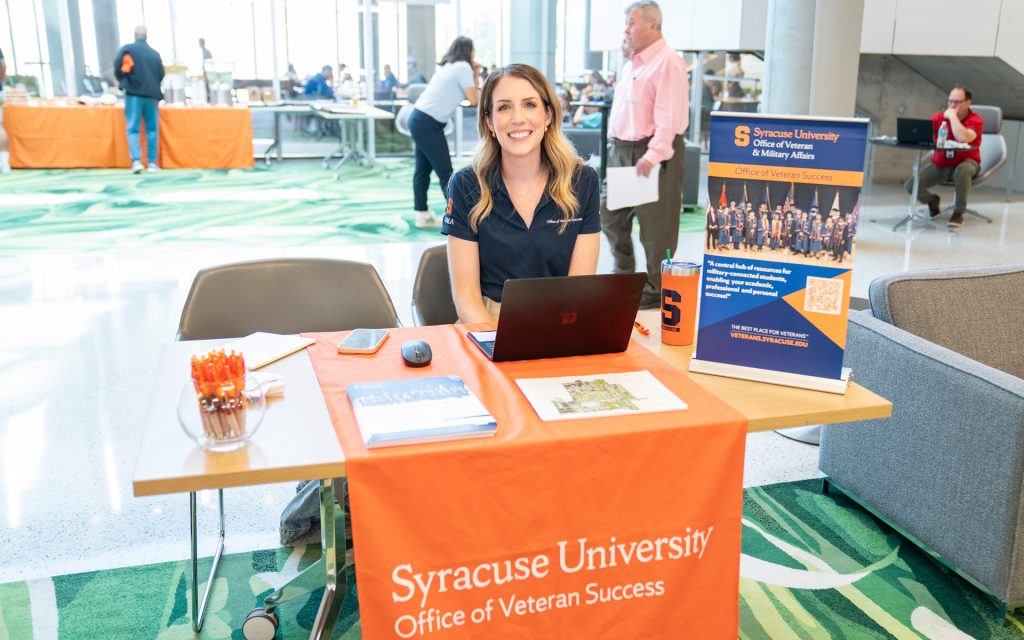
[347,376,497,448]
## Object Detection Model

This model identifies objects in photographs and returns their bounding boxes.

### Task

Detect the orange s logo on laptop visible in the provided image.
[560,312,577,325]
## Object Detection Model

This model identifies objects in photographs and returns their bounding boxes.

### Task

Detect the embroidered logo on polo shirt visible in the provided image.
[446,198,453,215]
[546,217,584,224]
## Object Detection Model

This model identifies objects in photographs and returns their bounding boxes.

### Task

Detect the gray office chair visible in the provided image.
[411,244,459,326]
[176,257,399,634]
[395,101,454,138]
[405,83,427,103]
[938,104,1006,223]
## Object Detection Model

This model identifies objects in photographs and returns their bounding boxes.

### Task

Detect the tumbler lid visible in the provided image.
[661,259,701,276]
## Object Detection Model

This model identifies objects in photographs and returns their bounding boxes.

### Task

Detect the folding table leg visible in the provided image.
[258,478,347,639]
[190,489,226,633]
[309,478,346,639]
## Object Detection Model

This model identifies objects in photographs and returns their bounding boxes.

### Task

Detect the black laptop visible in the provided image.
[896,117,934,145]
[467,272,647,362]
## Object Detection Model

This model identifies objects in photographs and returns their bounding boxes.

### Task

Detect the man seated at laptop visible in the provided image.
[443,63,601,322]
[903,84,983,228]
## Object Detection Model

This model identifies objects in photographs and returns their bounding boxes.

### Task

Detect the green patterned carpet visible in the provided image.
[0,162,707,255]
[1,480,1019,639]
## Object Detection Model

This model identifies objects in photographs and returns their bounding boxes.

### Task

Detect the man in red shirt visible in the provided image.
[904,85,983,228]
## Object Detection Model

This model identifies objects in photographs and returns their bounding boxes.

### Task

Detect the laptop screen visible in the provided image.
[469,273,647,362]
[896,117,933,145]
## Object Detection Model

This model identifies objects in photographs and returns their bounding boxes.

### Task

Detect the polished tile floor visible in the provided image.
[0,165,1020,585]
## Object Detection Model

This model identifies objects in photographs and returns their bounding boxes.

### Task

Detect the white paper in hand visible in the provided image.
[606,163,661,210]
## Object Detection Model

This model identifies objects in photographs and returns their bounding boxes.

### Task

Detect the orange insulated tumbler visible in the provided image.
[661,260,701,346]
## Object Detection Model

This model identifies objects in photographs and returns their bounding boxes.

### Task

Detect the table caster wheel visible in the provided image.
[242,608,279,640]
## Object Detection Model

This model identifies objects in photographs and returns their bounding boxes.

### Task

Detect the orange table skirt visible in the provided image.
[2,103,254,169]
[305,325,749,639]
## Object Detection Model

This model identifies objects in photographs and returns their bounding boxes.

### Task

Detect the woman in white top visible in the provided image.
[408,36,479,228]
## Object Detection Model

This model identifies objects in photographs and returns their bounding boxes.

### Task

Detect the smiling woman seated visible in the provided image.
[441,63,601,324]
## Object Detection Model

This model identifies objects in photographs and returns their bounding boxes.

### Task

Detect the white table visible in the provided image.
[312,104,395,179]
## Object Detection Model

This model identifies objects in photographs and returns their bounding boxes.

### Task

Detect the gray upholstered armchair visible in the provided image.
[819,264,1024,612]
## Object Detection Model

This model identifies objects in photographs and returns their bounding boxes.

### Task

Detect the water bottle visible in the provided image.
[936,121,948,148]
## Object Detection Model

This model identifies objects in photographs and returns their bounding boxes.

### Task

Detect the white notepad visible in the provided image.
[221,332,316,370]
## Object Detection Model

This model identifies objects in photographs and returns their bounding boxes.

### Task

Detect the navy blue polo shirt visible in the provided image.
[441,164,601,302]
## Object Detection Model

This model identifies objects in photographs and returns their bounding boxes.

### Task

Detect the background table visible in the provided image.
[2,103,255,169]
[868,137,939,230]
[311,104,395,178]
[635,309,893,430]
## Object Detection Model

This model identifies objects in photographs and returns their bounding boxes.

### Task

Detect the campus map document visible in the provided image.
[514,370,687,422]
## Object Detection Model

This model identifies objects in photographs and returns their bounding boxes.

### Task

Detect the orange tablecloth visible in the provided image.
[305,325,748,639]
[1,104,254,169]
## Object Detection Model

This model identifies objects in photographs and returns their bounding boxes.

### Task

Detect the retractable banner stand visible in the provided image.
[691,113,869,393]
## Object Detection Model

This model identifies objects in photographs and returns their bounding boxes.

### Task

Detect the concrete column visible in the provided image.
[42,0,68,94]
[762,0,864,117]
[507,0,557,79]
[41,0,87,96]
[92,0,119,83]
[583,0,603,72]
[406,5,435,82]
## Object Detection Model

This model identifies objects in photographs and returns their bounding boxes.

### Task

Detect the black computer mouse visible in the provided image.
[401,339,432,367]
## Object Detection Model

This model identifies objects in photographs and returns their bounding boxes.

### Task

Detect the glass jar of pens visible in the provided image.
[177,349,266,452]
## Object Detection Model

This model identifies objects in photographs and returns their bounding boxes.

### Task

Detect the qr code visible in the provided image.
[805,276,844,315]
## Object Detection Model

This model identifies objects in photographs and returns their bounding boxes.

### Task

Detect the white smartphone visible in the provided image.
[337,328,390,354]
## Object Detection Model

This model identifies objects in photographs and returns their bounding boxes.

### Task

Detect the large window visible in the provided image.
[0,0,516,97]
[0,0,51,95]
[434,0,503,71]
[555,0,586,82]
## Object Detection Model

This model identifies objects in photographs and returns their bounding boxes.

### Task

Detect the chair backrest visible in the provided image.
[972,104,1002,134]
[411,245,459,326]
[972,105,1007,180]
[977,132,1008,181]
[395,102,414,137]
[406,83,427,103]
[177,258,400,340]
[868,264,1024,379]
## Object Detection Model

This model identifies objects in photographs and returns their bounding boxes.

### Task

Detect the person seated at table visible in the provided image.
[281,63,301,98]
[303,65,335,100]
[443,63,601,323]
[572,95,604,129]
[903,84,983,228]
[376,63,399,99]
[405,58,428,87]
[581,71,609,101]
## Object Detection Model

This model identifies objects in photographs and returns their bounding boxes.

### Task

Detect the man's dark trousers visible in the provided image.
[904,158,980,215]
[600,134,685,302]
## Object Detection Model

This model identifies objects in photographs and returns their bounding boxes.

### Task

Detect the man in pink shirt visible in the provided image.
[602,0,689,308]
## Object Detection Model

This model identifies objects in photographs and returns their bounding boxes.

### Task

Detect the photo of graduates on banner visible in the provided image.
[704,178,862,267]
